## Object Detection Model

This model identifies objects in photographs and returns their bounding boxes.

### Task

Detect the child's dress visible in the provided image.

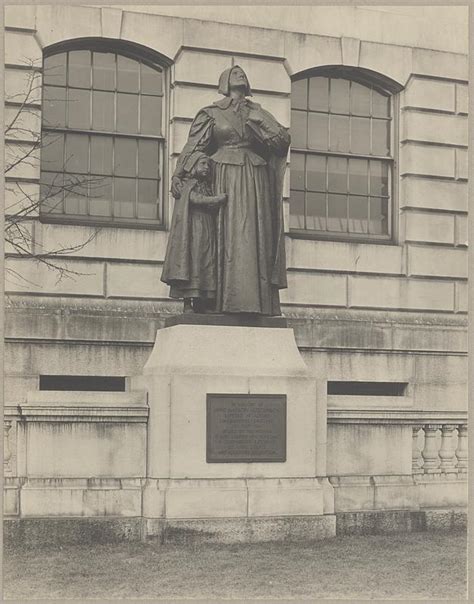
[164,178,217,301]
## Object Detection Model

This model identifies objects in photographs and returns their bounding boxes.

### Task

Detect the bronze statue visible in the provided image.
[162,65,290,316]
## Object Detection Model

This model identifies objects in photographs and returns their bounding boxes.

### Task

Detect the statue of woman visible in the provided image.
[164,65,290,316]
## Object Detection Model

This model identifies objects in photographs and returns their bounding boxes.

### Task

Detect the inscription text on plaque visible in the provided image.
[206,394,287,463]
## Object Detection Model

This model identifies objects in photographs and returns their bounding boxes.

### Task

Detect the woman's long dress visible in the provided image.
[171,97,290,316]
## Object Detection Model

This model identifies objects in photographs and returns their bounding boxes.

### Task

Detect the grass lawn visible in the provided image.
[4,530,467,600]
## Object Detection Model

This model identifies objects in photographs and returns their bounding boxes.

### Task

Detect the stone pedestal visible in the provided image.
[131,324,334,540]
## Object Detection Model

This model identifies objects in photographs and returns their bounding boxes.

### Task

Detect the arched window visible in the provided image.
[40,44,166,226]
[290,68,399,241]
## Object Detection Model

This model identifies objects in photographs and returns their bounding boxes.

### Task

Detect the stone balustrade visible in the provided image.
[4,400,467,520]
[327,409,468,477]
[327,409,467,514]
[413,421,468,475]
[3,406,19,477]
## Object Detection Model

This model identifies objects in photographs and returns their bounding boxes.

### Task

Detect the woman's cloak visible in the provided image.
[167,99,289,293]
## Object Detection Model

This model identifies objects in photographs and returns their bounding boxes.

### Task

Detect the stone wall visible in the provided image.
[4,392,467,528]
[4,5,468,415]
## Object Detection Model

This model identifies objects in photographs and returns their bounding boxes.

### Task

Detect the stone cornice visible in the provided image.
[328,409,467,425]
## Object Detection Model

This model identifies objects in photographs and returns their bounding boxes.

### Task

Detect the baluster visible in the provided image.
[421,424,441,473]
[3,421,12,473]
[455,424,468,472]
[439,424,457,472]
[412,425,423,474]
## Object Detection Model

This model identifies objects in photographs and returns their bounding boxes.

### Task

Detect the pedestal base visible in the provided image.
[145,514,336,543]
[164,313,287,328]
[141,477,330,521]
[131,324,330,524]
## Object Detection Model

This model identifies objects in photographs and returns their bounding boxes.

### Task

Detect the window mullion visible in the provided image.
[291,147,391,162]
[367,158,371,236]
[43,126,163,142]
[301,152,305,230]
[65,52,70,130]
[138,60,142,136]
[324,155,328,230]
[111,135,116,220]
[135,138,139,219]
[345,157,349,233]
[290,73,394,241]
[87,134,91,217]
[327,78,331,152]
[41,46,165,226]
[87,53,93,218]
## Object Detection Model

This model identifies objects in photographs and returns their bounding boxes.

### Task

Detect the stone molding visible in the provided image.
[5,294,468,325]
[18,391,149,423]
[328,409,467,425]
[8,7,467,77]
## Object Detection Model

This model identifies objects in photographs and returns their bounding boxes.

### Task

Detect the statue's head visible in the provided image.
[218,65,252,97]
[183,151,212,180]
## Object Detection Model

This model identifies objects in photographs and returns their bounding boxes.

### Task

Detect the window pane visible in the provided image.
[351,82,371,116]
[329,115,350,152]
[372,90,390,118]
[306,192,326,231]
[308,77,329,112]
[89,175,112,217]
[369,197,389,235]
[330,78,350,114]
[306,154,326,191]
[68,88,90,129]
[291,79,307,111]
[114,176,135,217]
[350,116,370,154]
[138,179,159,219]
[348,195,369,233]
[291,110,307,148]
[116,93,138,134]
[290,190,305,229]
[92,90,114,131]
[90,135,113,175]
[40,171,64,214]
[141,63,162,95]
[43,53,67,86]
[327,193,348,232]
[93,52,115,91]
[370,161,389,196]
[63,173,88,215]
[138,140,159,178]
[328,156,347,193]
[141,96,162,135]
[43,86,66,127]
[65,133,89,174]
[372,119,390,156]
[117,55,139,93]
[115,138,137,177]
[308,113,329,151]
[348,158,368,195]
[290,152,305,191]
[68,50,91,88]
[41,132,64,173]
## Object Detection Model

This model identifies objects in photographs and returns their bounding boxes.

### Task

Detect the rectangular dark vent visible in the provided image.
[39,375,126,392]
[327,381,407,396]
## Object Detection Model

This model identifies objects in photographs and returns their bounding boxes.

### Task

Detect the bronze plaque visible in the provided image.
[206,394,287,463]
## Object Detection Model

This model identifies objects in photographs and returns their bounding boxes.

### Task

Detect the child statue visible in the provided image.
[161,152,227,313]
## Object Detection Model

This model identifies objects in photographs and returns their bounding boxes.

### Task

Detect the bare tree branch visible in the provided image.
[5,60,102,286]
[5,62,41,135]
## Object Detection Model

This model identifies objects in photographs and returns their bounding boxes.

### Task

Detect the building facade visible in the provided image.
[4,5,468,535]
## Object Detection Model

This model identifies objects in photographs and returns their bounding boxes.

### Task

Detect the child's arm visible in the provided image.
[189,191,227,207]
